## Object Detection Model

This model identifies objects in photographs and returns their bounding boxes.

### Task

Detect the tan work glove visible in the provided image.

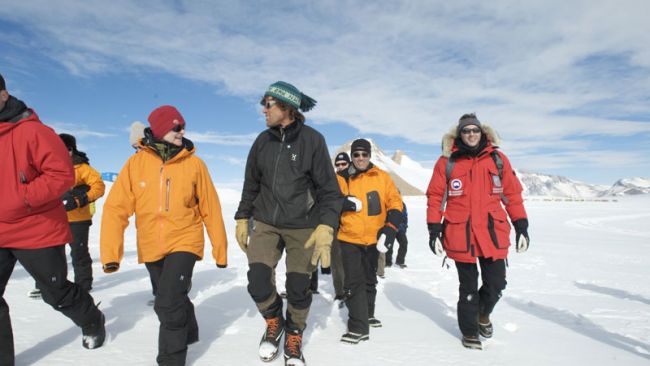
[304,224,334,267]
[235,219,249,253]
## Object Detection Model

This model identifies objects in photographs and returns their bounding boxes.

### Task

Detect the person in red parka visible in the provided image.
[426,113,530,350]
[0,73,106,366]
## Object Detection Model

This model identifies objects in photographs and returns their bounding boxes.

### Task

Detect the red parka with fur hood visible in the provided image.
[426,124,527,263]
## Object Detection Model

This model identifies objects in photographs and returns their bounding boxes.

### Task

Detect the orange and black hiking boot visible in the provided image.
[283,329,305,366]
[259,316,285,362]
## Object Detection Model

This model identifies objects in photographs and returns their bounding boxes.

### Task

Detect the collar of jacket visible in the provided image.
[72,151,90,165]
[141,127,195,162]
[267,119,303,142]
[0,96,29,123]
[347,162,376,179]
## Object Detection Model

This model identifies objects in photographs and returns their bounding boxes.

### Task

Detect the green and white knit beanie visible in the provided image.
[264,81,317,112]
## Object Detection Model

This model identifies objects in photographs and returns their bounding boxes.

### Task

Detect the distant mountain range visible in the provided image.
[334,140,650,198]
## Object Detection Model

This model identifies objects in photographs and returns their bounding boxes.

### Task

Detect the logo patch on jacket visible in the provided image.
[449,178,463,196]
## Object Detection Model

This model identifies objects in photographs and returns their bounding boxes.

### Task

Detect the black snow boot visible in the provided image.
[82,312,106,349]
[462,335,482,350]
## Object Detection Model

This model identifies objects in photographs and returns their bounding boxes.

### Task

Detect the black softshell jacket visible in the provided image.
[235,120,342,229]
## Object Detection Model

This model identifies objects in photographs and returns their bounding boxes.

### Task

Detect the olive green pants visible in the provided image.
[246,220,315,331]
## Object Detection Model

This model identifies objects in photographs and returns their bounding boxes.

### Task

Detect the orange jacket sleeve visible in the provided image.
[196,159,228,267]
[100,158,136,269]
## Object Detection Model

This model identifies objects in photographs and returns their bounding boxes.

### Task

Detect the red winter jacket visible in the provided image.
[426,124,526,263]
[0,109,74,249]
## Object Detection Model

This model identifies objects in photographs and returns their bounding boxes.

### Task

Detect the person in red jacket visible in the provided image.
[0,73,105,366]
[426,113,530,350]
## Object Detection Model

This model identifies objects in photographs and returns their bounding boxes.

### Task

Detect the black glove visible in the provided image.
[341,195,362,212]
[71,189,89,208]
[61,191,78,211]
[376,224,397,253]
[428,223,444,256]
[103,262,120,273]
[512,218,530,253]
[321,266,331,275]
[216,264,227,268]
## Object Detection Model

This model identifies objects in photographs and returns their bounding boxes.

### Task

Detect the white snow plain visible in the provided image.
[6,186,650,365]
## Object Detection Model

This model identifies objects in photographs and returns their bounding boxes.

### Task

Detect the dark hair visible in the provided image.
[0,73,6,91]
[260,96,305,123]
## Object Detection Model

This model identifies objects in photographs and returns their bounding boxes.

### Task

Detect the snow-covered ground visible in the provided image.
[6,188,650,365]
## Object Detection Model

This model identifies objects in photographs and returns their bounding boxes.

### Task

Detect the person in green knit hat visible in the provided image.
[235,81,341,366]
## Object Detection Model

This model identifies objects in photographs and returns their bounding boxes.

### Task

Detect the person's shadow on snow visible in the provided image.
[187,285,257,365]
[506,297,650,360]
[383,282,458,338]
[574,281,650,306]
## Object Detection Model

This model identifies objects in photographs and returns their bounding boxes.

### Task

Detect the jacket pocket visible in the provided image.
[487,209,510,249]
[366,191,381,216]
[442,210,470,253]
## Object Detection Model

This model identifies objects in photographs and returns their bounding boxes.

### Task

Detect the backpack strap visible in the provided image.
[440,157,455,211]
[490,150,508,204]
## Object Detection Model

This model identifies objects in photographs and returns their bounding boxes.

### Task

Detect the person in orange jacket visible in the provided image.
[336,138,403,344]
[100,105,228,366]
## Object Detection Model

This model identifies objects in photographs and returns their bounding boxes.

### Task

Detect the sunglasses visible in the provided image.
[335,162,349,167]
[261,100,277,109]
[352,152,369,158]
[171,124,185,133]
[461,127,481,135]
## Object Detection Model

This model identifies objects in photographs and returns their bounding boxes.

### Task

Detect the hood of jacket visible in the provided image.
[441,123,500,158]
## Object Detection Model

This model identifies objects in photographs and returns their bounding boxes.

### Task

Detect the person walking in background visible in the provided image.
[385,201,408,268]
[101,105,228,366]
[0,73,105,366]
[337,138,403,344]
[331,152,350,301]
[426,113,529,350]
[234,81,341,366]
[59,133,105,291]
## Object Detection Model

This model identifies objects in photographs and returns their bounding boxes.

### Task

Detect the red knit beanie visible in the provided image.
[148,105,185,139]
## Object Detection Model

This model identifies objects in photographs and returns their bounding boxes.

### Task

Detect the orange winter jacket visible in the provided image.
[100,143,228,267]
[67,161,105,222]
[336,165,403,245]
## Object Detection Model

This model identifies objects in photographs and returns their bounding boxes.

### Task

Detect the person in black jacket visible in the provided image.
[234,81,341,366]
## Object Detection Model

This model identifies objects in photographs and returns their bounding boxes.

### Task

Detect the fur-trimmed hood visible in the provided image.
[441,123,501,157]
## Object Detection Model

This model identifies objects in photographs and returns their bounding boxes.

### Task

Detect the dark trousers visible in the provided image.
[330,237,345,297]
[310,270,318,291]
[455,257,507,337]
[1,245,101,366]
[341,242,378,335]
[145,252,198,366]
[386,230,408,265]
[69,222,93,291]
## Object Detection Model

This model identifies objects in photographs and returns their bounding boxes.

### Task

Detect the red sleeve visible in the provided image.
[23,124,75,208]
[426,156,447,223]
[498,152,527,221]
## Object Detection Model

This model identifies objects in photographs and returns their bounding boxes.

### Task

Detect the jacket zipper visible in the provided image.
[166,178,171,212]
[271,129,286,226]
[19,171,32,213]
[159,164,165,247]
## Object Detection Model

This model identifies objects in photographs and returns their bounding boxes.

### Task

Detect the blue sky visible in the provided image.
[1,0,649,187]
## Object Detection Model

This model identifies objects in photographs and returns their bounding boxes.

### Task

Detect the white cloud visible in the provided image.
[2,0,650,176]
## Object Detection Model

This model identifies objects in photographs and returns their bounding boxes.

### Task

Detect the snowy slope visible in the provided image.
[601,177,650,196]
[6,182,650,365]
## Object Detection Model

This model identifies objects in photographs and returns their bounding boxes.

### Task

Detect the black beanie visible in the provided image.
[351,138,371,156]
[335,152,350,164]
[457,113,482,135]
[0,73,5,91]
[59,133,77,152]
